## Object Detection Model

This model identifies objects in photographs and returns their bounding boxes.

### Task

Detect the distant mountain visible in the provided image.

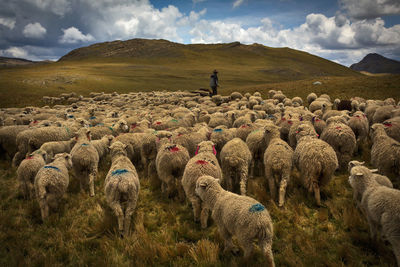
[58,38,360,79]
[350,53,400,74]
[0,57,35,67]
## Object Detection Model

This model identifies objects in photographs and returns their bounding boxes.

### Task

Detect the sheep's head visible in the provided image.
[53,153,72,169]
[295,124,318,141]
[370,123,386,139]
[195,175,221,201]
[196,141,216,155]
[109,141,127,158]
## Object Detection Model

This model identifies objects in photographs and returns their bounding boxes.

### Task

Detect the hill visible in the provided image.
[350,53,400,74]
[59,39,359,79]
[0,56,35,67]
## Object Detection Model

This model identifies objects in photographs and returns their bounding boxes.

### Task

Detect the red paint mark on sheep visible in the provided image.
[169,146,180,152]
[25,156,34,160]
[156,122,162,125]
[196,160,208,165]
[384,123,393,127]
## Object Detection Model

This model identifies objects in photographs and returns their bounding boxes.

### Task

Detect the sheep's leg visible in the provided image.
[313,181,321,206]
[28,181,35,200]
[39,198,49,221]
[266,166,276,201]
[191,197,201,223]
[141,156,148,179]
[109,201,124,237]
[123,196,138,237]
[239,168,248,195]
[278,179,288,207]
[223,166,233,192]
[165,175,175,198]
[259,240,275,267]
[219,225,238,254]
[200,205,209,229]
[238,236,254,259]
[249,159,255,179]
[176,180,185,202]
[89,171,96,197]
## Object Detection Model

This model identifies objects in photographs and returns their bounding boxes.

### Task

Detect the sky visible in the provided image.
[0,0,399,66]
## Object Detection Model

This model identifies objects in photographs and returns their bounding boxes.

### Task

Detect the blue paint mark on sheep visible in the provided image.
[43,166,61,172]
[68,115,75,119]
[111,169,129,176]
[249,203,265,213]
[213,128,223,132]
[89,116,96,120]
[81,143,89,146]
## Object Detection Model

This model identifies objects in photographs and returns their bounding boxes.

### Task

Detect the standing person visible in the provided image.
[209,69,219,96]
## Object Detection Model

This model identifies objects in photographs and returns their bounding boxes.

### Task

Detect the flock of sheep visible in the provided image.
[1,89,400,266]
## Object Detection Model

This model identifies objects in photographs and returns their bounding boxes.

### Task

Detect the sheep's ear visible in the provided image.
[370,169,378,173]
[65,154,70,160]
[199,181,208,189]
[355,173,364,178]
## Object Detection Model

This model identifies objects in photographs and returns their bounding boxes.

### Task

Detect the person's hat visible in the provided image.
[213,69,218,73]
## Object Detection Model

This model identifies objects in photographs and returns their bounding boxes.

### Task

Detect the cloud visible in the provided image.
[339,0,400,19]
[193,0,207,3]
[23,22,47,38]
[0,46,28,58]
[189,13,400,65]
[59,27,95,44]
[0,17,16,29]
[233,0,244,8]
[24,0,71,16]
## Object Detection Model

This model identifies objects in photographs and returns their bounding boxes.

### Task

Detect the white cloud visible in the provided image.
[233,0,244,8]
[0,47,29,58]
[24,0,71,16]
[340,0,400,19]
[0,17,16,29]
[23,22,47,38]
[59,27,95,44]
[189,13,400,65]
[193,0,207,3]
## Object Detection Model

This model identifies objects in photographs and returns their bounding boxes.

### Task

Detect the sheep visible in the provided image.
[348,165,400,266]
[246,128,268,178]
[17,149,47,199]
[348,161,393,210]
[155,138,190,200]
[195,176,274,265]
[320,120,356,170]
[372,105,395,124]
[181,141,222,228]
[236,123,258,141]
[112,132,147,169]
[220,138,252,195]
[171,126,209,157]
[348,112,369,151]
[92,135,114,161]
[39,138,77,163]
[210,126,237,154]
[104,141,140,237]
[288,121,316,149]
[307,92,317,106]
[230,92,243,101]
[208,112,230,128]
[370,123,400,178]
[311,116,326,136]
[13,126,73,167]
[263,124,293,206]
[292,96,303,107]
[70,128,100,197]
[382,117,400,142]
[0,125,29,160]
[293,124,338,205]
[34,153,72,221]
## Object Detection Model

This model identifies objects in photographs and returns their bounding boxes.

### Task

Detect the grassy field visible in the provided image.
[0,148,397,266]
[0,58,399,108]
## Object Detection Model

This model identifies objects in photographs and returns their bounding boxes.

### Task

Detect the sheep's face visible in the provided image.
[370,123,385,139]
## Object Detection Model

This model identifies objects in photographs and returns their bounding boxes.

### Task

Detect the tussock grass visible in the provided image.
[0,144,397,266]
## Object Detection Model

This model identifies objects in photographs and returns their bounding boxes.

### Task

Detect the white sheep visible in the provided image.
[104,141,140,237]
[70,128,99,196]
[17,149,47,199]
[182,141,222,228]
[263,124,293,207]
[195,176,274,265]
[34,153,72,221]
[348,165,400,266]
[293,124,338,206]
[220,138,252,195]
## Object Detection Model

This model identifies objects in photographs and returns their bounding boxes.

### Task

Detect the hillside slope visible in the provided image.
[59,38,360,79]
[350,53,400,74]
